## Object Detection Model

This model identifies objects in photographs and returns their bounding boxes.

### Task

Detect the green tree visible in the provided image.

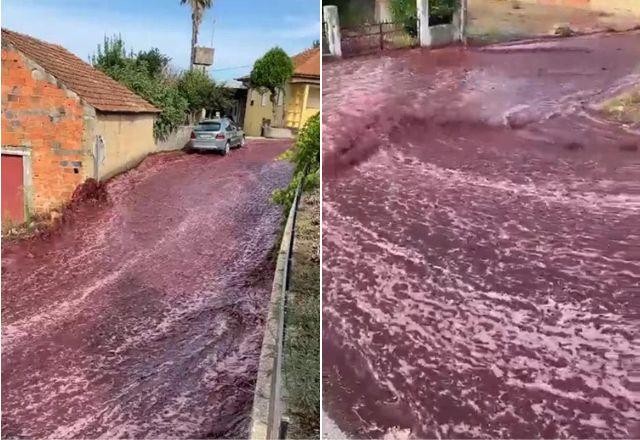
[249,47,294,126]
[91,35,128,71]
[136,48,171,77]
[93,38,170,78]
[180,0,213,70]
[273,112,320,213]
[92,35,188,140]
[177,69,232,123]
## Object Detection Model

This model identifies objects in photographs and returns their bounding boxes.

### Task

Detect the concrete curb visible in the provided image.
[249,186,302,440]
[264,126,295,139]
[246,136,285,141]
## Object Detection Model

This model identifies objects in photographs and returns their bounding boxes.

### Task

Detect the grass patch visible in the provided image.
[284,188,320,439]
[601,88,640,125]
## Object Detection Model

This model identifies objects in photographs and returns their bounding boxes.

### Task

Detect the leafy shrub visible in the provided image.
[177,69,232,124]
[273,112,320,213]
[92,36,188,140]
[389,0,458,33]
[136,48,171,77]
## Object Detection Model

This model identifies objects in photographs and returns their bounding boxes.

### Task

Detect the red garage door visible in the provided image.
[2,154,25,224]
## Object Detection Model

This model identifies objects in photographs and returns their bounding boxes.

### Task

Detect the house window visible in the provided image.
[306,87,320,109]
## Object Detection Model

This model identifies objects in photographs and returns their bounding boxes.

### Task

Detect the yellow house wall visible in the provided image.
[243,81,319,136]
[301,86,320,127]
[285,84,306,129]
[243,84,290,137]
[95,112,156,180]
[286,84,320,130]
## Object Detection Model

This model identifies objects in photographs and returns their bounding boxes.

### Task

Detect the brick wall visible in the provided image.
[2,46,87,214]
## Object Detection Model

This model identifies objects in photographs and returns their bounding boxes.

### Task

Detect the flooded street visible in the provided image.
[323,32,640,439]
[1,140,291,438]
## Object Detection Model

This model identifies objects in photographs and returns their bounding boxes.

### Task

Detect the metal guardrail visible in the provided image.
[249,176,305,440]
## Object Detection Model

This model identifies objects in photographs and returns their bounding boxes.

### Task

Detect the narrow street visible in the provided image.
[1,140,291,438]
[323,32,640,439]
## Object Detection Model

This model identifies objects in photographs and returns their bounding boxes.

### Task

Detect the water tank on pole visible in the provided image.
[194,46,214,67]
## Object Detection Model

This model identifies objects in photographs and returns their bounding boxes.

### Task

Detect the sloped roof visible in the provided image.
[236,47,320,85]
[291,47,320,78]
[1,29,160,113]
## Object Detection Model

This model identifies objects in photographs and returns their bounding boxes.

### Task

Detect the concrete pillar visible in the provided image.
[460,0,468,43]
[323,5,342,57]
[417,0,431,47]
[299,84,310,128]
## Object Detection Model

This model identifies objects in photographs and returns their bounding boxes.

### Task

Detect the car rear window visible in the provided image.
[195,122,221,131]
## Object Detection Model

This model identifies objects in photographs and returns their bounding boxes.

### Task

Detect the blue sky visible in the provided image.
[1,0,319,81]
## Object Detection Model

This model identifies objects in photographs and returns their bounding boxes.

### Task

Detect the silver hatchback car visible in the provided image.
[188,118,245,155]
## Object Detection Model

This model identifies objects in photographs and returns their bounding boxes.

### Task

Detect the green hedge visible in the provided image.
[273,112,320,213]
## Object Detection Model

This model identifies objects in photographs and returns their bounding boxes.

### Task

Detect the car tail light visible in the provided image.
[215,133,225,140]
[190,131,196,139]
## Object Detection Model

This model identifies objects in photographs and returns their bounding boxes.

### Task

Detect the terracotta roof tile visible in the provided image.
[236,47,320,84]
[291,47,320,78]
[2,28,160,113]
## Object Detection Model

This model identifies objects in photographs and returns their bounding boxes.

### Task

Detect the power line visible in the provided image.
[211,65,251,72]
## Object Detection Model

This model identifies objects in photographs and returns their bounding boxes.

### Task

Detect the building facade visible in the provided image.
[242,48,320,137]
[1,29,160,223]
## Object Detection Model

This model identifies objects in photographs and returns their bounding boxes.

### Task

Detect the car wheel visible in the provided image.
[223,142,230,156]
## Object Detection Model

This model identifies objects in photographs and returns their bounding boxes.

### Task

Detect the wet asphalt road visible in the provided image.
[323,32,640,439]
[1,140,291,438]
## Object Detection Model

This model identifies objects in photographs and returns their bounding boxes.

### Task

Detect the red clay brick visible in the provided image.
[2,46,84,213]
[3,29,159,113]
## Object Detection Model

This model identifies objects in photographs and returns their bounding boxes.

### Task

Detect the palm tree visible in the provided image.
[180,0,213,70]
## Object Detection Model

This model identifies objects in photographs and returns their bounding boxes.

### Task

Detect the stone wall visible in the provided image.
[155,125,194,152]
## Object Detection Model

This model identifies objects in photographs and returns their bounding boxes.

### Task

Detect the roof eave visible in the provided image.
[95,108,162,114]
[2,28,162,115]
[290,74,320,84]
